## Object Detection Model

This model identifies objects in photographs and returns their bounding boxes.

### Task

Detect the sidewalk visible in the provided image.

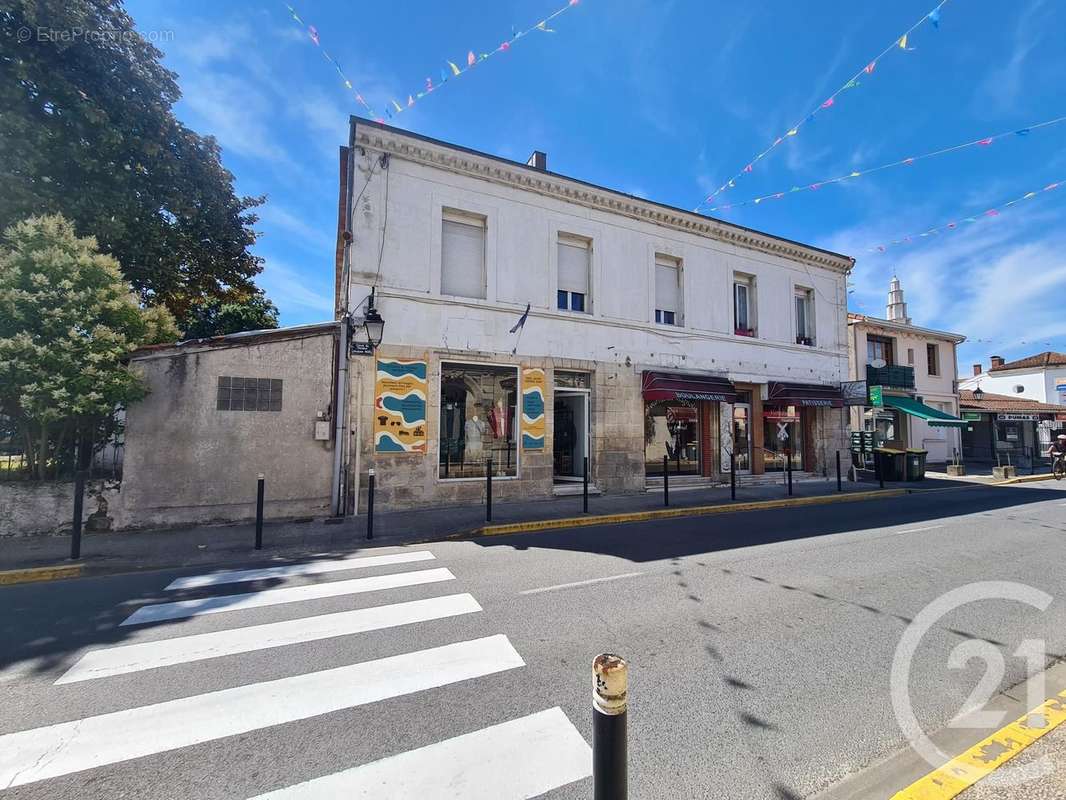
[0,476,951,578]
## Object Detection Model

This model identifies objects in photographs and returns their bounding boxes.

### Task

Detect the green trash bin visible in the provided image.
[874,448,906,481]
[906,449,927,481]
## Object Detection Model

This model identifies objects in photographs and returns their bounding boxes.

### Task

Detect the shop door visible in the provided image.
[553,390,589,481]
[733,403,753,473]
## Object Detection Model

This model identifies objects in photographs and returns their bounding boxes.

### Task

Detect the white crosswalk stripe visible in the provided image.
[249,707,592,800]
[0,635,524,789]
[5,549,592,797]
[164,550,436,590]
[121,567,456,626]
[57,593,483,684]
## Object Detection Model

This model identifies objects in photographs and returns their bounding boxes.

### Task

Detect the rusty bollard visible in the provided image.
[593,653,628,800]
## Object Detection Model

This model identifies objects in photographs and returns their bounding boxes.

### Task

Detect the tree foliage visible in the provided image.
[0,0,267,320]
[0,215,178,479]
[180,293,280,340]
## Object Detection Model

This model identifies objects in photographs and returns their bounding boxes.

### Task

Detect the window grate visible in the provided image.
[217,377,283,412]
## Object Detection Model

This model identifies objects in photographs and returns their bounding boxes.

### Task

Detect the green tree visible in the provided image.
[180,293,280,340]
[0,215,179,479]
[0,0,267,321]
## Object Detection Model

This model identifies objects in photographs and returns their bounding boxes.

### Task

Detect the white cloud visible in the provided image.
[255,257,335,318]
[972,0,1048,114]
[256,204,333,257]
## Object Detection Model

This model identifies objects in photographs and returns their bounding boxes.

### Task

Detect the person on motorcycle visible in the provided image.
[1048,434,1066,459]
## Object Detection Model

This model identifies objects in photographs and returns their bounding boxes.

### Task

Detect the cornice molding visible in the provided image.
[353,125,854,274]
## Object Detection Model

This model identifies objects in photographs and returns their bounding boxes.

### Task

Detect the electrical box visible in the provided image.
[314,421,331,441]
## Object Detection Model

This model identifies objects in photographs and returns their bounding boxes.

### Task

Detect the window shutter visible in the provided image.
[557,239,589,294]
[441,217,486,299]
[655,261,679,314]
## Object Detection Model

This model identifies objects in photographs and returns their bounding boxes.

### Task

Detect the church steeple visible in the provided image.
[886,275,910,324]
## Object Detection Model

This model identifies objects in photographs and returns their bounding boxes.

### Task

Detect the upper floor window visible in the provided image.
[654,254,681,326]
[907,348,915,365]
[557,234,590,313]
[794,287,814,345]
[734,273,756,336]
[441,209,486,299]
[867,335,894,365]
[927,343,940,376]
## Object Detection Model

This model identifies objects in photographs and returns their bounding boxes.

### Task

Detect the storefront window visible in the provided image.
[439,362,518,479]
[645,401,700,476]
[763,405,804,471]
[865,409,902,447]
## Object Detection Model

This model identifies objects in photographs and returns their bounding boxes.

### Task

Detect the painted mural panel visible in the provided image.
[521,367,546,450]
[375,358,428,453]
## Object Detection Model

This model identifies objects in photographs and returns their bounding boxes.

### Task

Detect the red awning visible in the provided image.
[767,381,844,408]
[642,371,737,403]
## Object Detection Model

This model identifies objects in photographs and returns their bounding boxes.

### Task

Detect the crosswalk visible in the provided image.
[0,548,592,797]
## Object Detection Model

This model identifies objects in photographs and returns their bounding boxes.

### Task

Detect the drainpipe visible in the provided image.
[330,316,350,516]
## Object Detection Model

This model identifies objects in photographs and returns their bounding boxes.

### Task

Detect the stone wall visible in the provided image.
[0,480,121,537]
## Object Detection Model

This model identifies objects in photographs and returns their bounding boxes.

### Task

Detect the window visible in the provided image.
[907,348,915,365]
[867,335,894,365]
[554,370,591,389]
[439,362,518,479]
[441,209,486,299]
[734,274,755,335]
[794,287,814,345]
[557,234,590,313]
[217,377,283,412]
[654,255,681,326]
[927,343,940,376]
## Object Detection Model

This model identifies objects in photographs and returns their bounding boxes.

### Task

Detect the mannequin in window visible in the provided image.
[465,407,487,459]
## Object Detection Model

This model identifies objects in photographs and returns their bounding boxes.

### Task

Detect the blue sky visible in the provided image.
[127,0,1066,369]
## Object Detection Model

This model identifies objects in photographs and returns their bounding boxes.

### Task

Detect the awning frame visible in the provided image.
[641,371,737,403]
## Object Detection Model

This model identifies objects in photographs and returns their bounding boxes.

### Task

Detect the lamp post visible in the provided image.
[972,386,984,403]
[363,287,385,348]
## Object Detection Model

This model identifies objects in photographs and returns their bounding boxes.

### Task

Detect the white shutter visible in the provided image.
[655,260,679,314]
[557,238,589,294]
[441,217,485,299]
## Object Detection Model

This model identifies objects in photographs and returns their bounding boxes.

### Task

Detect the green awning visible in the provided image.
[883,395,968,427]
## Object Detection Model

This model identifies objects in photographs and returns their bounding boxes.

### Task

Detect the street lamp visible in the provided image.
[972,386,984,402]
[363,287,385,349]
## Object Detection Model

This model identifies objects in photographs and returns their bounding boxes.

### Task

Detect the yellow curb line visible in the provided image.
[452,489,908,538]
[891,690,1066,800]
[995,473,1057,486]
[0,563,84,586]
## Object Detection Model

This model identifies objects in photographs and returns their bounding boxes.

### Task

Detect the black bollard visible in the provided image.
[254,473,265,550]
[787,449,793,496]
[876,452,884,489]
[593,653,628,800]
[366,468,375,540]
[836,450,842,492]
[70,470,86,560]
[583,456,589,514]
[486,458,493,522]
[730,452,736,501]
[662,455,669,507]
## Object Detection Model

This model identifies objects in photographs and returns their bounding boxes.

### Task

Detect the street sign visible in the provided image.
[999,413,1038,421]
[350,341,374,356]
[962,412,982,421]
[869,385,884,407]
[840,380,868,406]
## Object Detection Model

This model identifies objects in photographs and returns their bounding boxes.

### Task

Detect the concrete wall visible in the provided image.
[0,480,120,537]
[120,329,337,528]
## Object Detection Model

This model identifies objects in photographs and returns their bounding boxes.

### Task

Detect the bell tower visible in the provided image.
[886,275,910,324]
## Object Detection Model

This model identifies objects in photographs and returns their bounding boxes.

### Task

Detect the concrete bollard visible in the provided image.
[593,653,628,800]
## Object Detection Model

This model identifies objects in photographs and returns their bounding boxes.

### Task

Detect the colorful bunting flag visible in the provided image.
[448,61,461,77]
[468,51,476,66]
[898,35,908,49]
[821,98,835,109]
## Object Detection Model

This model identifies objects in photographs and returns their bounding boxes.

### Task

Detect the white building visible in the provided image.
[333,119,855,512]
[960,352,1066,404]
[847,277,966,465]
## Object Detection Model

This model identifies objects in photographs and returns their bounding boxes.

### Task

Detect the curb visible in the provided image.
[456,488,909,538]
[0,563,84,586]
[996,473,1058,486]
[891,689,1066,799]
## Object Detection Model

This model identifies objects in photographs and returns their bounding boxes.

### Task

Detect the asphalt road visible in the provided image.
[3,482,1066,799]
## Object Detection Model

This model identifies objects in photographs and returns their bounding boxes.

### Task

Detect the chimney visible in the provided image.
[990,355,1004,368]
[972,363,982,376]
[526,150,547,171]
[886,275,911,324]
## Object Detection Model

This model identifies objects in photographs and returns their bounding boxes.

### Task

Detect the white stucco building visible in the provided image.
[847,277,966,465]
[333,119,855,512]
[960,351,1066,404]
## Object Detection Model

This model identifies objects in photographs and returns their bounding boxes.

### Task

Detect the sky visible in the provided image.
[125,0,1066,370]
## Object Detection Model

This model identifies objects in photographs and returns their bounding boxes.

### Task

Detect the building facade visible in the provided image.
[335,119,854,513]
[847,278,966,464]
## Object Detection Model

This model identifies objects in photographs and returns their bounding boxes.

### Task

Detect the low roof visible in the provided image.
[959,390,1066,413]
[847,312,966,343]
[131,321,337,358]
[989,351,1066,372]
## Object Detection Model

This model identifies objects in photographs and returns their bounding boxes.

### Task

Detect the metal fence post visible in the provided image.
[366,468,375,540]
[593,653,628,800]
[730,452,736,501]
[836,450,842,492]
[583,455,589,514]
[662,455,669,507]
[786,449,793,496]
[486,458,493,522]
[254,473,265,550]
[70,470,86,560]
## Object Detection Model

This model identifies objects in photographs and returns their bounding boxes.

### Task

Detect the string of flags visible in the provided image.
[865,178,1062,254]
[285,4,382,121]
[696,0,950,212]
[286,0,582,124]
[702,114,1066,213]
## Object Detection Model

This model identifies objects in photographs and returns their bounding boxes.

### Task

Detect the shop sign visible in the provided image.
[675,390,730,402]
[962,412,982,421]
[374,359,428,454]
[999,413,1038,421]
[800,399,835,407]
[520,367,546,450]
[868,385,884,407]
[764,406,800,422]
[840,380,868,406]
